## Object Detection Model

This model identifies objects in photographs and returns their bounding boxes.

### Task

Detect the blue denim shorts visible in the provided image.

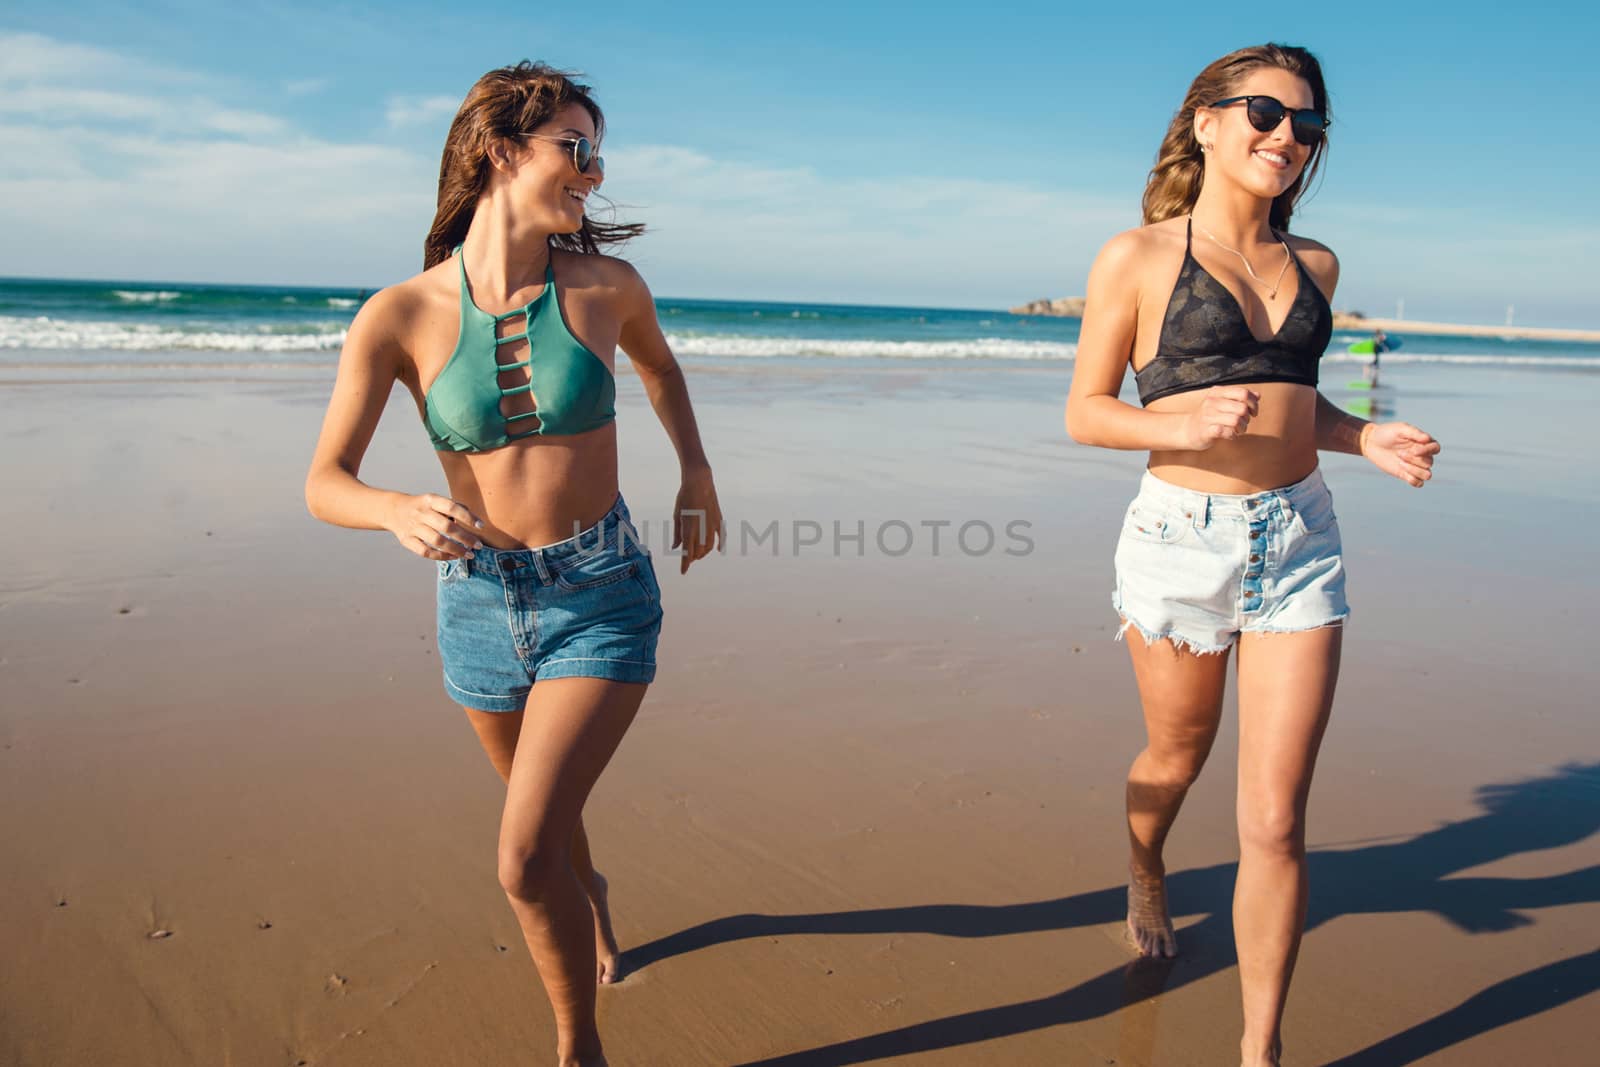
[1111,468,1348,655]
[436,496,662,711]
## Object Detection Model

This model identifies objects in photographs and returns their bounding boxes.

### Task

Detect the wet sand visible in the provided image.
[1,359,1596,1065]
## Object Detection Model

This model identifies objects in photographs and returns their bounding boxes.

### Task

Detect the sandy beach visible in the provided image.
[2,358,1597,1066]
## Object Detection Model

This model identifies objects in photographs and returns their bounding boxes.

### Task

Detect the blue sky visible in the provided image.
[3,1,1597,325]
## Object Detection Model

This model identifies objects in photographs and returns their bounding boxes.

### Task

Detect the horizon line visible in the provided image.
[3,274,1598,336]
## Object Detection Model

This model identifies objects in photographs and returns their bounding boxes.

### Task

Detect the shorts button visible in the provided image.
[1249,554,1261,563]
[1249,530,1262,539]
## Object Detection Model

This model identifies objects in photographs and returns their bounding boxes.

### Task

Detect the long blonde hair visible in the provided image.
[423,61,644,270]
[1142,44,1330,231]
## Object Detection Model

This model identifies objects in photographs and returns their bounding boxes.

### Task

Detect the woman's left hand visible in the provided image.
[673,467,723,573]
[1361,422,1441,487]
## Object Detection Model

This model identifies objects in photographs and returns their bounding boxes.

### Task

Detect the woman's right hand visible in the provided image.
[1181,386,1260,450]
[385,493,485,560]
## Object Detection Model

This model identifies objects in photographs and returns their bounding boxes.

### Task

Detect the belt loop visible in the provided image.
[532,552,552,584]
[1198,494,1211,529]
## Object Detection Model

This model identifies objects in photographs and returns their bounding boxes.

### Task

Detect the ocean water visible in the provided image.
[2,275,1597,378]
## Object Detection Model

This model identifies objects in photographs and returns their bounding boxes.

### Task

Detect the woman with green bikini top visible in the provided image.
[422,242,619,449]
[305,61,722,1067]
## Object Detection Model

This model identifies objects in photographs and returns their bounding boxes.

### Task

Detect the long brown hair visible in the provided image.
[423,61,644,270]
[1142,44,1330,231]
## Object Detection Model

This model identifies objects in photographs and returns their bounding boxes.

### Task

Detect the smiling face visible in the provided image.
[1193,66,1318,204]
[490,102,604,235]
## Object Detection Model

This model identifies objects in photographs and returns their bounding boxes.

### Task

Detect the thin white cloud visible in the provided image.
[0,87,169,123]
[0,87,289,137]
[0,31,194,86]
[202,106,292,138]
[0,31,289,141]
[0,122,93,180]
[385,95,459,130]
[285,77,330,97]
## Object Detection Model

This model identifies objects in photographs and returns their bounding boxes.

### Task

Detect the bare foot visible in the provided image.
[1126,865,1178,958]
[586,871,621,984]
[1240,1038,1281,1067]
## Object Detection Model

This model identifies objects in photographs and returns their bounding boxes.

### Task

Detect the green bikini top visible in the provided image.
[422,247,615,452]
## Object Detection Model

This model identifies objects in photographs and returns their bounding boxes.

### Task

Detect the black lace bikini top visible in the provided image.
[1134,218,1333,406]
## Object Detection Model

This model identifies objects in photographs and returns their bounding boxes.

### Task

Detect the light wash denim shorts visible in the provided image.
[1111,467,1348,655]
[436,495,662,711]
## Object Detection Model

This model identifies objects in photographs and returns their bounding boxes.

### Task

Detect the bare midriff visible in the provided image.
[1144,381,1318,495]
[436,424,621,549]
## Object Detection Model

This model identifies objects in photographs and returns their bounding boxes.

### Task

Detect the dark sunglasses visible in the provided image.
[1208,95,1328,146]
[527,134,605,177]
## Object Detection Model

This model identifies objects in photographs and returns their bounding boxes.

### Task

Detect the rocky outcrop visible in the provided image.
[1010,297,1086,318]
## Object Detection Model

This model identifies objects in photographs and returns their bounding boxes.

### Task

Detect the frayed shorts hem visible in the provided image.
[1114,611,1349,656]
[1115,614,1233,656]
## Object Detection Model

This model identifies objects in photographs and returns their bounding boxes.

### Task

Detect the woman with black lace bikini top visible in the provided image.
[1063,43,1441,1067]
[1135,216,1332,407]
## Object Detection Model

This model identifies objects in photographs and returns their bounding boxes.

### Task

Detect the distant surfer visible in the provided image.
[1363,328,1389,385]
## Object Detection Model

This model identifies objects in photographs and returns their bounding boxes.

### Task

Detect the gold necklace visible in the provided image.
[1191,217,1292,300]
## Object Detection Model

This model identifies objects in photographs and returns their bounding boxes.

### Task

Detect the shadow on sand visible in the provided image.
[620,762,1600,1065]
